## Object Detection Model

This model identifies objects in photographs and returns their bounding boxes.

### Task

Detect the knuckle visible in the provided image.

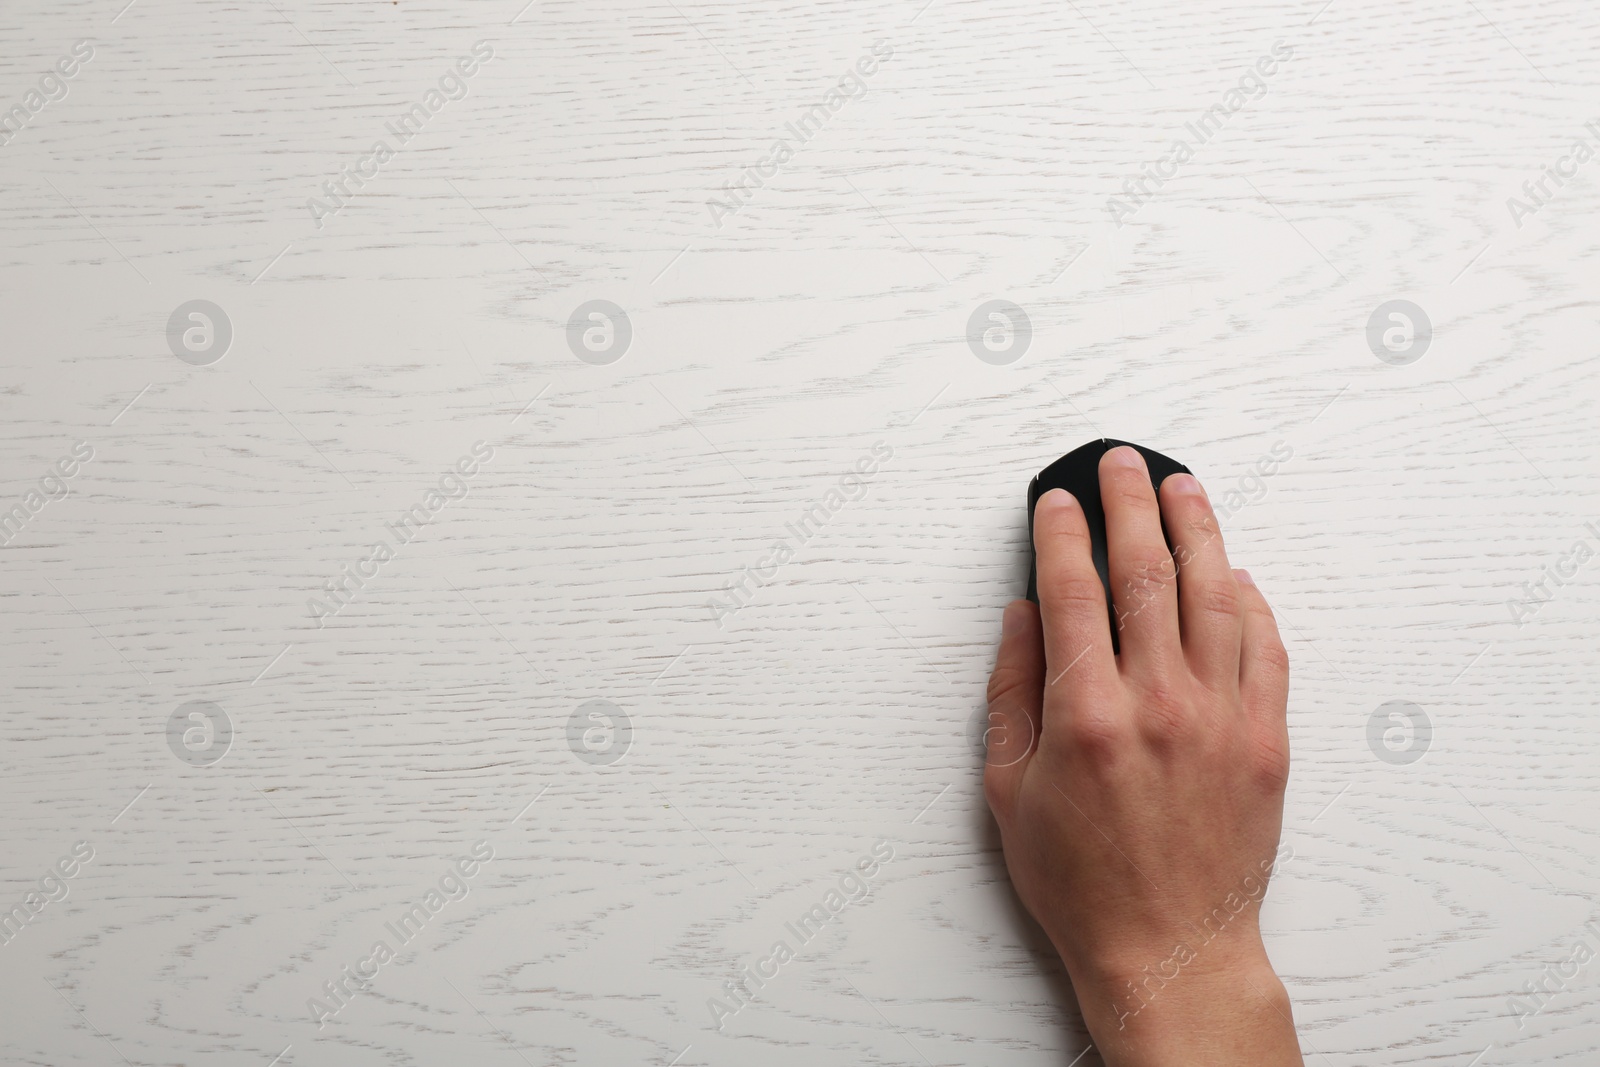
[1248,731,1292,791]
[1135,683,1196,743]
[1106,470,1158,509]
[1182,509,1221,540]
[1037,512,1090,557]
[1040,571,1105,612]
[1040,511,1090,544]
[982,765,1013,818]
[986,664,1026,706]
[1187,578,1242,621]
[1115,557,1175,606]
[1065,710,1128,754]
[1124,553,1177,585]
[1251,638,1291,679]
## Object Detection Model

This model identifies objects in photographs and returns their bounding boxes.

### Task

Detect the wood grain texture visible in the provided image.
[2,0,1598,1063]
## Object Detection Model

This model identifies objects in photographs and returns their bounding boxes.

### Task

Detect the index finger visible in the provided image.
[1033,488,1118,699]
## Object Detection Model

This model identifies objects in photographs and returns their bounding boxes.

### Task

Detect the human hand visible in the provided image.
[983,446,1302,1067]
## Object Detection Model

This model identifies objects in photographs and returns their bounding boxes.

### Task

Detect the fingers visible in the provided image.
[983,600,1045,817]
[1031,489,1117,699]
[1159,473,1242,691]
[1099,447,1181,671]
[1235,570,1292,784]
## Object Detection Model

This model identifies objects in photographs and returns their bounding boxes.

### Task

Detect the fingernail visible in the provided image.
[1002,601,1027,637]
[1107,446,1145,470]
[1234,568,1255,586]
[1040,487,1077,510]
[1168,473,1204,497]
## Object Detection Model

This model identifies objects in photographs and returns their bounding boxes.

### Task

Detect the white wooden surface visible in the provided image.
[2,0,1598,1063]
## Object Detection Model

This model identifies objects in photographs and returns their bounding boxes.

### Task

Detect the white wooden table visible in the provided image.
[2,0,1597,1063]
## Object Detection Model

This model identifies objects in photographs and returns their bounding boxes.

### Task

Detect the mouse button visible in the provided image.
[1131,444,1191,488]
[1032,443,1106,510]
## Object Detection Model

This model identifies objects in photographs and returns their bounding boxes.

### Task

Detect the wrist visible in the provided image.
[1065,941,1301,1067]
[1053,917,1271,1003]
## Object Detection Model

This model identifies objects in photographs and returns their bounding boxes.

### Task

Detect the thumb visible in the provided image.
[983,600,1045,820]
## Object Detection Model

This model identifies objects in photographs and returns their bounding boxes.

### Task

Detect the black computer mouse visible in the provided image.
[1026,439,1191,652]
